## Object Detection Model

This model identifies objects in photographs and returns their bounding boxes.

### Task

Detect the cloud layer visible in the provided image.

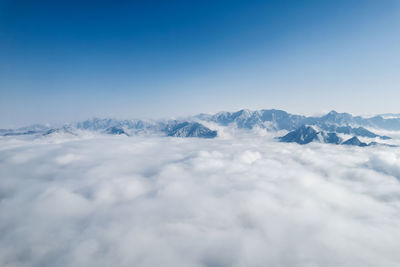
[1,134,400,267]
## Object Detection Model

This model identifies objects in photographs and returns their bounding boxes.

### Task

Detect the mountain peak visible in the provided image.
[164,122,217,138]
[105,126,129,136]
[342,136,368,147]
[279,125,320,144]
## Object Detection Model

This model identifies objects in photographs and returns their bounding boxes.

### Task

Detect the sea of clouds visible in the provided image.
[1,132,400,267]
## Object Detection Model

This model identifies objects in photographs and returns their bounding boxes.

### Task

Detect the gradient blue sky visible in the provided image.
[1,0,399,127]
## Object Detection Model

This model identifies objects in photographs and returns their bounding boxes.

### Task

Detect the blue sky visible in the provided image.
[1,0,399,127]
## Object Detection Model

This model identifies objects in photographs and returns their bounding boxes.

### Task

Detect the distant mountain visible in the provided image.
[163,122,217,138]
[197,109,400,133]
[16,124,50,132]
[198,109,305,130]
[317,124,390,140]
[76,118,155,132]
[0,119,218,139]
[317,110,355,125]
[2,108,400,141]
[76,118,218,138]
[105,126,129,136]
[324,132,342,144]
[342,136,368,147]
[279,126,391,147]
[279,126,321,144]
[1,130,42,136]
[379,113,400,119]
[43,126,78,136]
[278,126,342,145]
[0,126,77,137]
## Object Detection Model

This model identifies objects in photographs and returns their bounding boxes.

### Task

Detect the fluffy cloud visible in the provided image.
[1,134,400,267]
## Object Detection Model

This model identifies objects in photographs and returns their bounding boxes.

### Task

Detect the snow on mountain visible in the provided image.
[278,125,342,145]
[163,121,217,138]
[197,109,400,132]
[105,126,130,136]
[3,109,400,142]
[279,125,321,144]
[200,109,306,130]
[43,126,78,137]
[279,126,394,147]
[342,136,368,147]
[317,124,391,140]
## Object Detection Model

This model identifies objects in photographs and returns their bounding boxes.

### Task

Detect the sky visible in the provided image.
[1,0,400,127]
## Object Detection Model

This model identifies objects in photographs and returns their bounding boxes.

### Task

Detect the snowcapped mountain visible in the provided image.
[43,126,78,136]
[317,124,390,140]
[197,109,305,130]
[0,119,218,139]
[1,109,400,143]
[317,110,355,125]
[278,126,342,145]
[76,119,218,138]
[163,122,217,138]
[279,126,392,147]
[105,126,130,136]
[76,118,157,132]
[198,109,400,131]
[342,136,368,147]
[278,125,321,144]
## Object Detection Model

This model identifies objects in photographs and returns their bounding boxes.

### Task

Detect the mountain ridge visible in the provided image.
[1,109,399,141]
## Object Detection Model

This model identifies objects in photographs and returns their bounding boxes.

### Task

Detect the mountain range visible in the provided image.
[1,109,399,144]
[278,126,383,147]
[196,109,400,132]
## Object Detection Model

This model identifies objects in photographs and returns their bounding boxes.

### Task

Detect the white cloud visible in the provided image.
[1,135,400,267]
